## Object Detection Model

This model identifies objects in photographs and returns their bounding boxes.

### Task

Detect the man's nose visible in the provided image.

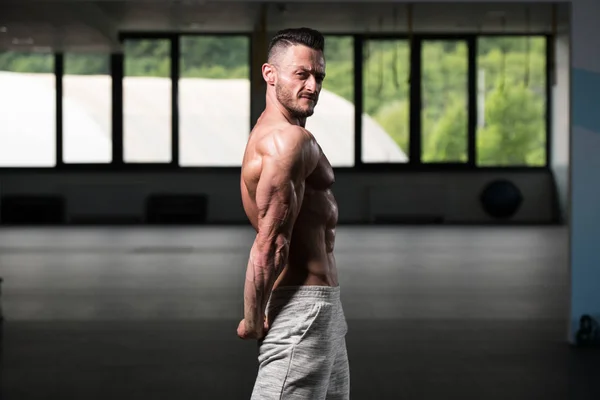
[305,75,317,92]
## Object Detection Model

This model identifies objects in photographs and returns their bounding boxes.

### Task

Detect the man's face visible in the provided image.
[274,45,325,119]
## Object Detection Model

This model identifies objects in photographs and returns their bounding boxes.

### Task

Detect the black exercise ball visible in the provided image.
[479,179,523,219]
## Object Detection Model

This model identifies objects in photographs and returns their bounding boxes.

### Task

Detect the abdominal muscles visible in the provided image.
[287,188,338,277]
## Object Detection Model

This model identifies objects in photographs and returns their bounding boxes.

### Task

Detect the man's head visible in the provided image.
[262,27,325,120]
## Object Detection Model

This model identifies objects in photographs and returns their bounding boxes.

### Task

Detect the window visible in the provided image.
[63,53,112,163]
[0,34,549,171]
[305,36,355,167]
[178,35,250,167]
[476,36,547,166]
[0,51,56,167]
[123,39,172,163]
[361,39,410,164]
[421,40,468,163]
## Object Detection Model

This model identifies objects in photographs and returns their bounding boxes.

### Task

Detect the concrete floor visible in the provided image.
[0,226,597,399]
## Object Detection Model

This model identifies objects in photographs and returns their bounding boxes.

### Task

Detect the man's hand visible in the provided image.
[236,316,270,340]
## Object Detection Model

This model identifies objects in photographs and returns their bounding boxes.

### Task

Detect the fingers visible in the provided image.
[237,319,248,339]
[237,318,269,340]
[237,318,259,340]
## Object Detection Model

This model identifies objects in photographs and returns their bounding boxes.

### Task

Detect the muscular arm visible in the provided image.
[241,127,319,337]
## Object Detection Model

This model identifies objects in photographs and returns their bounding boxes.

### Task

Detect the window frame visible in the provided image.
[0,32,551,173]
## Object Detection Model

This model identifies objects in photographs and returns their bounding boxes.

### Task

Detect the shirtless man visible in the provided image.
[238,28,350,399]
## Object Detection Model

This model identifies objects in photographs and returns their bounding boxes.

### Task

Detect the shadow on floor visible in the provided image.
[1,319,599,400]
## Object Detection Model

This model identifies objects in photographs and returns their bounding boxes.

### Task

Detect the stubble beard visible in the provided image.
[275,83,315,120]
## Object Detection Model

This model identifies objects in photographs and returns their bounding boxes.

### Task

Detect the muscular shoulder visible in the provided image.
[258,126,320,176]
[258,125,314,157]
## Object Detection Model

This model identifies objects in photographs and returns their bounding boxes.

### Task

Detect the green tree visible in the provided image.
[421,41,468,162]
[65,54,110,75]
[362,40,411,155]
[477,82,545,166]
[320,36,354,103]
[324,36,353,63]
[375,100,409,153]
[423,97,468,162]
[180,36,250,78]
[0,51,54,73]
[363,40,410,116]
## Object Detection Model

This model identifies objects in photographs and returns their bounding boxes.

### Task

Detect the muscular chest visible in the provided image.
[305,153,335,191]
[301,156,338,221]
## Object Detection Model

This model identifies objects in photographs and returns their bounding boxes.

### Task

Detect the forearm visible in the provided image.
[242,253,267,331]
[243,237,288,330]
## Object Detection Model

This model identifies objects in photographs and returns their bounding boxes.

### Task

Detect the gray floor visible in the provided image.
[0,226,597,399]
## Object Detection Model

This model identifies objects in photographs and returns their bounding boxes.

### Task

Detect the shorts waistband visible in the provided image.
[268,285,341,302]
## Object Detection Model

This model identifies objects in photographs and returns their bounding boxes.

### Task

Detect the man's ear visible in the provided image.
[262,63,276,86]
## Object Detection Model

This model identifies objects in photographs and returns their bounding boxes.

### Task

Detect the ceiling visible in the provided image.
[0,1,570,52]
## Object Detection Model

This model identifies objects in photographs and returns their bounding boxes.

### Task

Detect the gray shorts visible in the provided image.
[251,285,350,400]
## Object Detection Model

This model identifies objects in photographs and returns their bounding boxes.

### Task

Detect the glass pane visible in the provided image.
[476,36,547,166]
[123,39,172,163]
[179,36,250,166]
[362,40,410,163]
[63,53,112,163]
[0,51,56,166]
[421,40,468,163]
[305,35,355,167]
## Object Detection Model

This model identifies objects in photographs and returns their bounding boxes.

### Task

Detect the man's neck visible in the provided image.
[265,93,304,127]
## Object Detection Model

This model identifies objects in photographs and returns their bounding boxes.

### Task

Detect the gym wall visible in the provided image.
[0,170,556,225]
[0,1,569,225]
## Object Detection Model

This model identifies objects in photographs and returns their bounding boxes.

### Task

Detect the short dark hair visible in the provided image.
[267,27,325,63]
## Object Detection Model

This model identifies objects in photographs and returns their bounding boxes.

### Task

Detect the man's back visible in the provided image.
[240,119,340,289]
